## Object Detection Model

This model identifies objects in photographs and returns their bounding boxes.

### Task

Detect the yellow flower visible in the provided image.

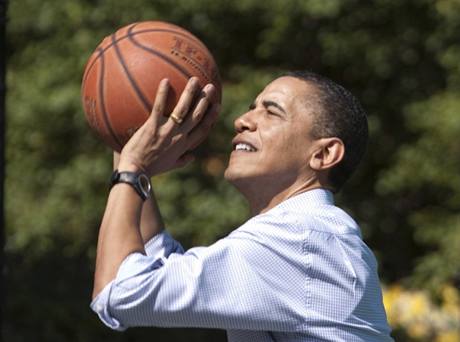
[407,321,430,339]
[398,290,431,325]
[436,331,460,342]
[442,284,459,305]
[441,285,460,319]
[408,292,430,318]
[383,285,403,325]
[383,282,460,340]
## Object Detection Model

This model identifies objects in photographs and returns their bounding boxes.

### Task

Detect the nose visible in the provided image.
[234,110,257,133]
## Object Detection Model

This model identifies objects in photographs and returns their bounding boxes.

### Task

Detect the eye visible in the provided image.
[267,108,280,117]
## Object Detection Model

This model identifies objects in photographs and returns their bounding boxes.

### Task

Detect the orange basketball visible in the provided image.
[81,21,221,151]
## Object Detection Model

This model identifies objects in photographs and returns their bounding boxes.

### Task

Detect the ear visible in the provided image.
[309,137,345,171]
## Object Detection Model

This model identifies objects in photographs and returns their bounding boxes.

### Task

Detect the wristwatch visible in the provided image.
[110,170,152,201]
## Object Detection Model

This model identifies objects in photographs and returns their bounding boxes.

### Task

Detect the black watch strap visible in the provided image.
[110,170,151,201]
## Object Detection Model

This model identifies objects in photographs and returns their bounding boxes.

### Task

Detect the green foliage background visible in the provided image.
[5,0,460,341]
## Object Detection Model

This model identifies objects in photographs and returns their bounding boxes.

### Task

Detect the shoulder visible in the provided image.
[224,195,372,267]
[233,198,362,241]
[227,210,305,254]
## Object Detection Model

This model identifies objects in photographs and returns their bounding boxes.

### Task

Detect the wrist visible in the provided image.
[113,152,121,170]
[110,170,152,201]
[117,160,142,173]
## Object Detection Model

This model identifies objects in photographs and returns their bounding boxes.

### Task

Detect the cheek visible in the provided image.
[260,123,289,148]
[261,127,307,164]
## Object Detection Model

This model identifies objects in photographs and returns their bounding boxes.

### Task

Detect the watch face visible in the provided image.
[137,174,152,195]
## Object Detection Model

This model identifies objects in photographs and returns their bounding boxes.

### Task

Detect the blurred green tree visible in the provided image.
[5,0,460,341]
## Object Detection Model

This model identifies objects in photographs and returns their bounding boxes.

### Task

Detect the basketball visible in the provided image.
[81,21,221,151]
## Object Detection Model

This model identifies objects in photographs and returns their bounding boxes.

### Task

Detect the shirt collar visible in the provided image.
[274,188,335,212]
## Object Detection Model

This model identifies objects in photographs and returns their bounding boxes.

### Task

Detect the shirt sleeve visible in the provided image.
[90,228,307,332]
[143,229,184,258]
[90,230,184,330]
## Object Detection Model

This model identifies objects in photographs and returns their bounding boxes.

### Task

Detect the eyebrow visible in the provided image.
[263,100,286,114]
[249,100,287,114]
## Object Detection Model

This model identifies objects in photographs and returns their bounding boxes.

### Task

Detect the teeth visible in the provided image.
[235,143,256,152]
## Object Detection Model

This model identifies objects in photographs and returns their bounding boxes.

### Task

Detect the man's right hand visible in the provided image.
[117,77,219,177]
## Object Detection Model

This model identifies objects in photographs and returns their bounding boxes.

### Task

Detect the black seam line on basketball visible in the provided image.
[128,25,212,83]
[127,26,193,81]
[98,47,123,150]
[84,28,208,80]
[111,34,152,113]
[84,28,204,79]
[130,22,207,50]
[82,51,98,85]
[82,23,137,85]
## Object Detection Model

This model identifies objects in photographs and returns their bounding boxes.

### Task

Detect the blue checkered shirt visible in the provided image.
[91,189,393,341]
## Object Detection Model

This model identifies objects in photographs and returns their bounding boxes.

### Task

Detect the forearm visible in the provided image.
[114,152,164,243]
[92,183,145,299]
[140,191,165,243]
[92,77,216,303]
[91,233,304,332]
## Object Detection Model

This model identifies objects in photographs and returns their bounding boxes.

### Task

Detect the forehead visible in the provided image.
[257,76,318,108]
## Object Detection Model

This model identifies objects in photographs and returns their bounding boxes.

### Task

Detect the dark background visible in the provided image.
[4,0,460,341]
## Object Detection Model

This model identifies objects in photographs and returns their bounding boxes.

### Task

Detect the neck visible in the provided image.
[240,175,326,216]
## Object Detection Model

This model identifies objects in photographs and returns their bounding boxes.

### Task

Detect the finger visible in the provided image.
[182,83,216,133]
[149,78,170,126]
[173,152,195,168]
[169,77,200,125]
[187,102,220,150]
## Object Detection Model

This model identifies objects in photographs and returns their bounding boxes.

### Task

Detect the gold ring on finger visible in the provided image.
[170,112,184,125]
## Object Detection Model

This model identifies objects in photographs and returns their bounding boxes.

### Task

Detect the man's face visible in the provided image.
[224,76,319,190]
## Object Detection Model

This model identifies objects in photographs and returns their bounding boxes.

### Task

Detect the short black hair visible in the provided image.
[284,70,368,192]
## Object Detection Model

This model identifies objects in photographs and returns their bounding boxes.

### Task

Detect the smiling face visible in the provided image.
[224,76,323,204]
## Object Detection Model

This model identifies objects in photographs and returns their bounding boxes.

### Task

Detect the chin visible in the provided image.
[224,170,252,199]
[223,166,238,183]
[225,165,262,193]
[224,166,248,186]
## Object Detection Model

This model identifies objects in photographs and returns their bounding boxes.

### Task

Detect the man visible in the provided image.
[91,71,393,341]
